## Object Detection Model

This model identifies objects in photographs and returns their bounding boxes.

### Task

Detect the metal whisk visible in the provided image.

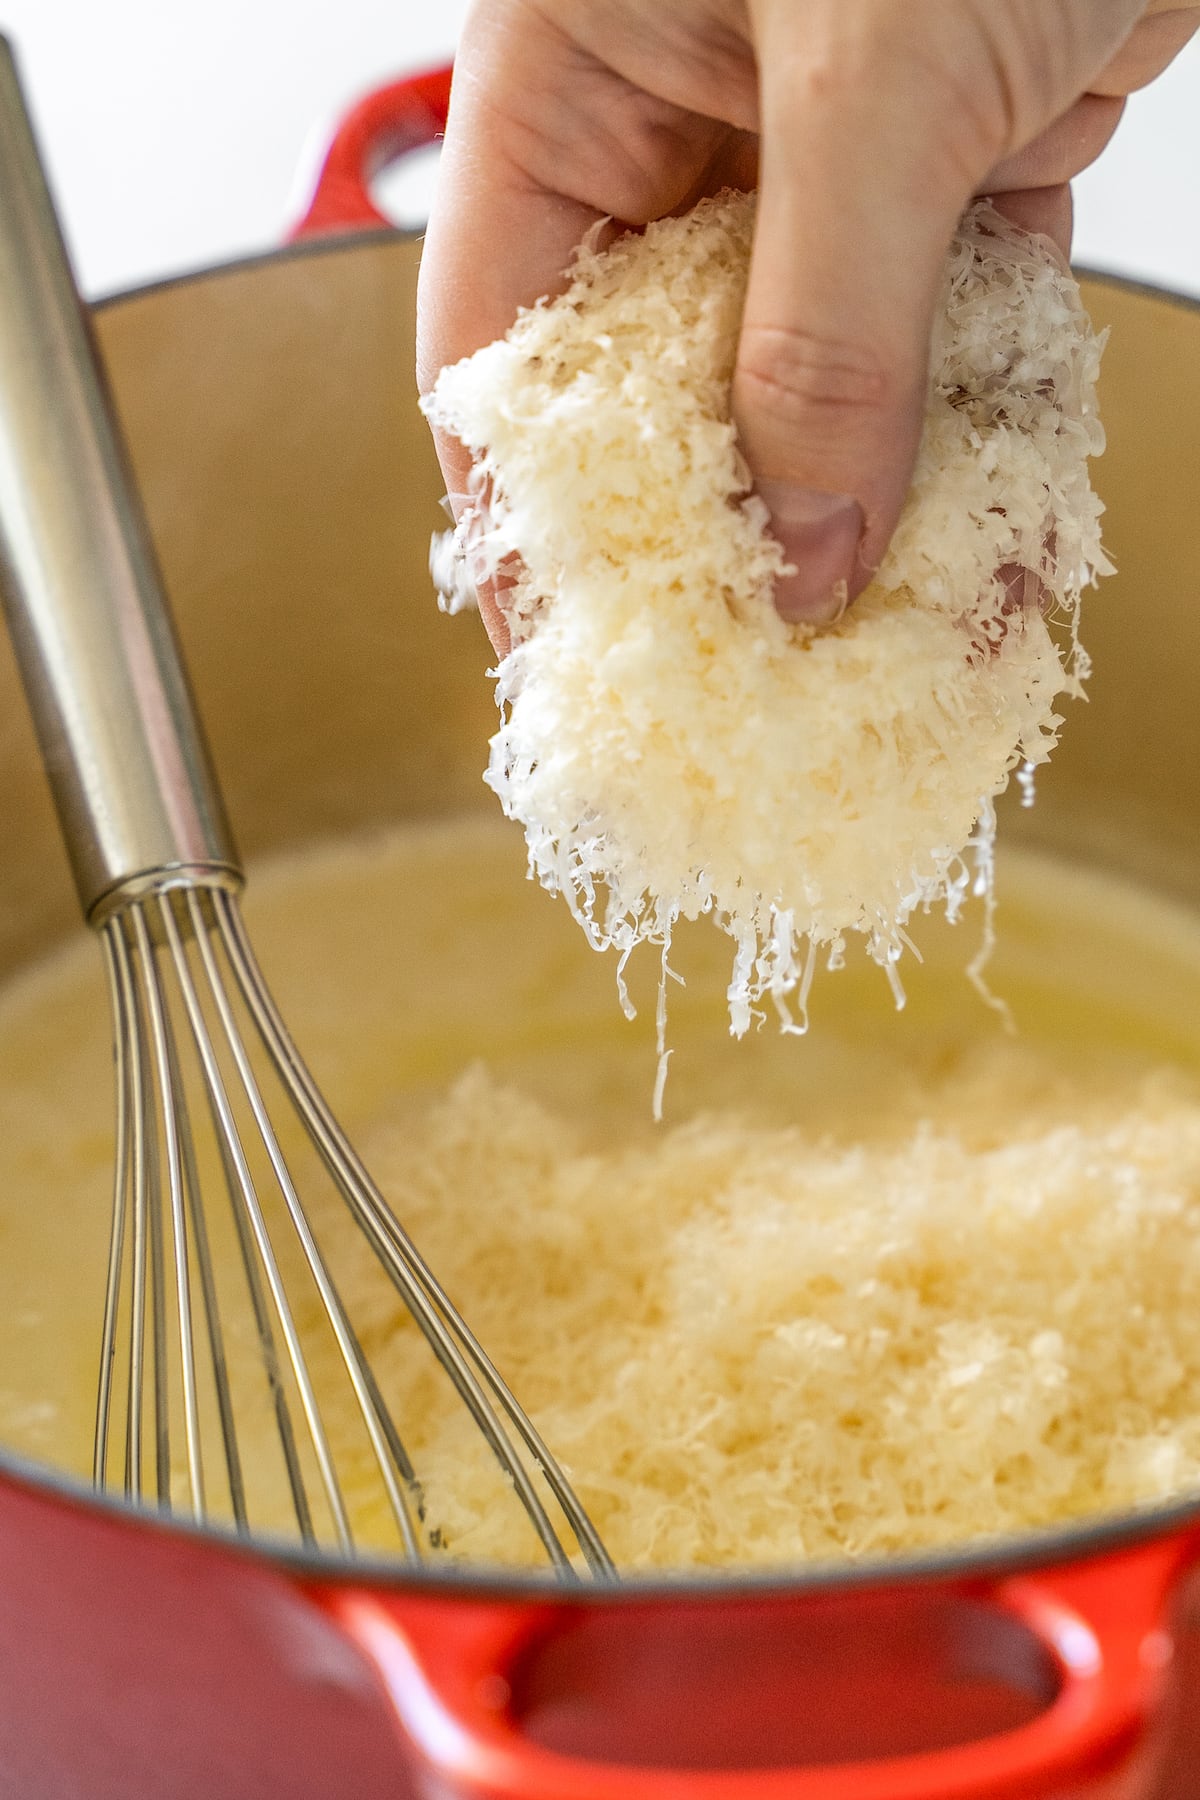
[0,43,613,1578]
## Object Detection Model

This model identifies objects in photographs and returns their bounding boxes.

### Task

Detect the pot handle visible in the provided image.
[289,64,452,240]
[318,1536,1197,1800]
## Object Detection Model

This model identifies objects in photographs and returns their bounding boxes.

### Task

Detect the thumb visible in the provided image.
[734,5,990,623]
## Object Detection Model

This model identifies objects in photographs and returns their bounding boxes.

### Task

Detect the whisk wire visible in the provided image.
[167,1021,249,1532]
[146,1095,169,1507]
[117,923,148,1503]
[217,890,616,1579]
[181,888,423,1558]
[132,902,206,1520]
[94,931,130,1491]
[158,893,355,1552]
[211,1112,316,1543]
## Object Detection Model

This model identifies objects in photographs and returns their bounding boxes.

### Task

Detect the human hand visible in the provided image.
[417,0,1199,648]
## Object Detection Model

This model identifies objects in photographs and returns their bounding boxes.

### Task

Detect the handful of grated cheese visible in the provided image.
[423,193,1110,1052]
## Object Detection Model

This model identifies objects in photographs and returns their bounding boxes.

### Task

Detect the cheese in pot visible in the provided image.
[2,816,1200,1569]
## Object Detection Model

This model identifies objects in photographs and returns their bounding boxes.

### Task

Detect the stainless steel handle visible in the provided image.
[0,39,240,923]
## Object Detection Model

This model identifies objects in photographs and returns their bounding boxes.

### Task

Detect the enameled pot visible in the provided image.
[0,67,1199,1800]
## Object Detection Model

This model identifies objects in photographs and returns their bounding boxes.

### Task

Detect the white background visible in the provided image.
[0,0,1197,302]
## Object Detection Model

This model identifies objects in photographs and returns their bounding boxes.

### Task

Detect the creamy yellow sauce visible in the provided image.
[3,817,1200,1568]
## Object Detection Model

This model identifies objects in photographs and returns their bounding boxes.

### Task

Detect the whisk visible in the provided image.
[0,44,613,1579]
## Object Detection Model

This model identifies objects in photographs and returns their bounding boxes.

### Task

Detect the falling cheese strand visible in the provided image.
[424,194,1110,1054]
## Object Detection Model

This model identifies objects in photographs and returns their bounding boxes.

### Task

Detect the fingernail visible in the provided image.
[757,483,864,624]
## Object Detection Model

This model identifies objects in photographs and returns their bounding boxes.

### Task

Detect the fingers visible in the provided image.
[1092,6,1200,93]
[734,5,984,622]
[729,0,1165,624]
[981,93,1126,195]
[987,183,1074,259]
[417,9,609,654]
[417,0,731,654]
[416,21,603,388]
[418,165,594,654]
[971,3,1200,294]
[418,1,734,400]
[421,0,1190,647]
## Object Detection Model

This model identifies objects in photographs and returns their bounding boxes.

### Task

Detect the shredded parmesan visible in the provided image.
[423,194,1110,1052]
[336,1056,1200,1570]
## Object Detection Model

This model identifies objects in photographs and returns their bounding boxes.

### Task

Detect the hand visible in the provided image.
[417,0,1199,648]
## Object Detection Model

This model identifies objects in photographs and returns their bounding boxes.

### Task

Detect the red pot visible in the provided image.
[1,64,1199,1800]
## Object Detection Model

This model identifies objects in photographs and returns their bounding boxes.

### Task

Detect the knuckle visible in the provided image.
[735,324,897,420]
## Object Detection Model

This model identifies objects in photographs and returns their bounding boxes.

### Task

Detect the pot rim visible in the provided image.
[89,223,421,311]
[14,235,1191,1599]
[4,1437,1199,1600]
[89,221,1200,320]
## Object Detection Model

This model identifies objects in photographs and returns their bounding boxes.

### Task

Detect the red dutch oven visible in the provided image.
[0,64,1199,1800]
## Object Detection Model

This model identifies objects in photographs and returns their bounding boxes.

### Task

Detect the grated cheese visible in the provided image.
[423,194,1111,1052]
[336,1054,1200,1570]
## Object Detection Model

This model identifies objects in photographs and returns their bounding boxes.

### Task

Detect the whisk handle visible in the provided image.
[0,40,240,924]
